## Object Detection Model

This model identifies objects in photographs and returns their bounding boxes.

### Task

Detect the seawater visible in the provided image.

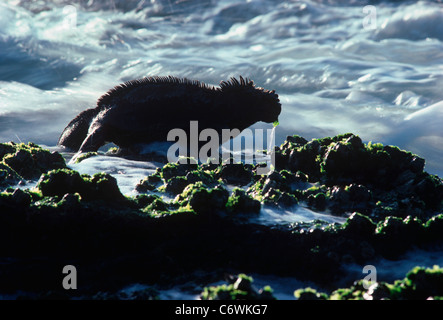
[1,0,443,296]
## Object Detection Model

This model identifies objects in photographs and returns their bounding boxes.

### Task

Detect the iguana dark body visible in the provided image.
[58,76,281,153]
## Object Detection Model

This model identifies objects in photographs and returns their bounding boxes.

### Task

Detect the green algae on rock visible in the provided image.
[226,188,261,214]
[0,163,22,188]
[37,168,126,203]
[246,170,302,207]
[215,163,255,186]
[294,287,328,300]
[275,133,425,187]
[1,137,443,299]
[174,181,229,215]
[295,265,443,300]
[135,170,163,192]
[0,142,66,188]
[272,133,443,221]
[161,161,198,181]
[136,160,224,195]
[201,274,276,300]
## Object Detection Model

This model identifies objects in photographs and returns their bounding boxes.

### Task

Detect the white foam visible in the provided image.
[376,2,443,41]
[256,206,348,226]
[386,100,443,177]
[342,249,443,287]
[69,155,158,196]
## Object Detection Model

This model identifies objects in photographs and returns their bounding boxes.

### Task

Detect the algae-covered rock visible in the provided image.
[226,188,261,214]
[216,163,254,186]
[275,137,322,181]
[0,143,16,159]
[270,133,443,220]
[294,287,327,300]
[307,192,327,211]
[134,132,443,221]
[414,173,443,210]
[164,176,189,195]
[2,137,443,299]
[135,170,162,192]
[0,163,22,188]
[275,133,427,187]
[3,149,37,179]
[137,161,221,195]
[301,265,443,300]
[163,169,218,195]
[201,274,276,300]
[175,181,229,215]
[0,188,34,211]
[247,170,300,207]
[37,169,86,197]
[10,188,33,207]
[91,172,126,202]
[58,193,82,210]
[161,161,198,181]
[0,142,66,188]
[341,212,376,238]
[37,168,125,202]
[142,197,172,216]
[401,265,443,299]
[132,194,162,208]
[185,169,217,187]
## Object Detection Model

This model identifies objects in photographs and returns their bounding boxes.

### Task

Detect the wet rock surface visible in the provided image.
[1,134,443,299]
[296,265,443,300]
[201,274,276,300]
[0,142,66,187]
[273,133,443,221]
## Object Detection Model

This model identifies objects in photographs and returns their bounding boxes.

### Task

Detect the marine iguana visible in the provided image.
[58,76,281,155]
